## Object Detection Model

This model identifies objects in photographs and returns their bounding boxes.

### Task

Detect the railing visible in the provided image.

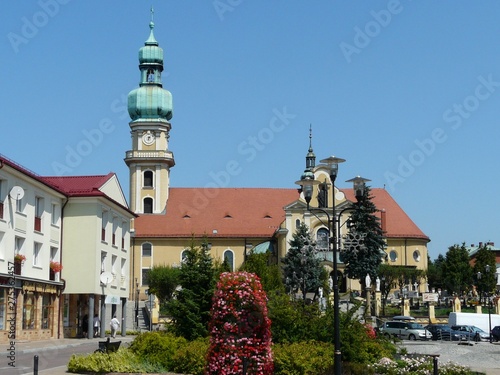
[125,150,174,159]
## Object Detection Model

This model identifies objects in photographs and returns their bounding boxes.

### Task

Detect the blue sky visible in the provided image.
[2,1,500,260]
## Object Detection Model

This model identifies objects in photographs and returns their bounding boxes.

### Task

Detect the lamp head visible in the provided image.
[295,174,319,207]
[346,175,371,201]
[319,156,345,181]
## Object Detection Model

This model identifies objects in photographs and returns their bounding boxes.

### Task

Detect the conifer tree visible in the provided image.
[283,222,323,301]
[342,185,386,289]
[442,243,473,296]
[166,239,215,340]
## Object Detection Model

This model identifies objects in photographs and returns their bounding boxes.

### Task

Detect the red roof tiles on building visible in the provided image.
[134,187,429,241]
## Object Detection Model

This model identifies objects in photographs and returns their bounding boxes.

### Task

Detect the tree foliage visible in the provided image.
[146,265,181,312]
[239,250,284,294]
[342,185,386,288]
[427,254,445,292]
[472,244,496,295]
[442,243,473,296]
[282,222,323,301]
[166,240,215,340]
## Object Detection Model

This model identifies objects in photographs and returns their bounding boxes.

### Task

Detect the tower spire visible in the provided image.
[305,124,315,170]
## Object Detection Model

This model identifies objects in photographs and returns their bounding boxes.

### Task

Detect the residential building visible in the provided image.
[0,156,65,343]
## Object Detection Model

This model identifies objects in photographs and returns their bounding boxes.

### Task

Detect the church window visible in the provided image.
[144,171,153,188]
[142,243,152,257]
[413,250,420,262]
[316,228,329,250]
[143,198,153,214]
[389,250,398,262]
[223,250,234,271]
[295,219,300,229]
[181,249,189,263]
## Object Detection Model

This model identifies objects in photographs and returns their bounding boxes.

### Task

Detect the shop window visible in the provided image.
[41,294,52,330]
[23,292,36,330]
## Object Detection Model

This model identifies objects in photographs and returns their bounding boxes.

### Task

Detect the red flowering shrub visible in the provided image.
[206,272,273,375]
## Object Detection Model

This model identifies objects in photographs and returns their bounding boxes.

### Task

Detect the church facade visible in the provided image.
[124,19,430,303]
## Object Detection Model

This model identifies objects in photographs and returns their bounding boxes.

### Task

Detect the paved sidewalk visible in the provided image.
[402,340,500,375]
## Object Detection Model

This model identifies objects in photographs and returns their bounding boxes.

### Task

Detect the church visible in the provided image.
[123,18,430,306]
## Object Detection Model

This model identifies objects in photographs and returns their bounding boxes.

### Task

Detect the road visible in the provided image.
[1,339,111,375]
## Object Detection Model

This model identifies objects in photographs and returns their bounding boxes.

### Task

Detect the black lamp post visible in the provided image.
[296,156,369,375]
[135,278,139,330]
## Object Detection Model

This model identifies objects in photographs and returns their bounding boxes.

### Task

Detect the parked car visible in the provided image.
[393,315,416,322]
[491,326,500,341]
[424,324,464,341]
[450,325,490,341]
[379,321,432,341]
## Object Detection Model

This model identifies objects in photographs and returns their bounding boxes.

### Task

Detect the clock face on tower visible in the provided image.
[143,132,155,145]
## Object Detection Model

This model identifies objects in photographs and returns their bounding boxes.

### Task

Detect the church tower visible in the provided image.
[125,10,174,214]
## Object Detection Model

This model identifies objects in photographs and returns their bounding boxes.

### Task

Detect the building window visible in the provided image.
[50,247,58,262]
[16,197,24,213]
[112,217,118,246]
[51,203,59,226]
[142,243,152,257]
[223,250,234,271]
[0,290,6,330]
[0,180,4,220]
[144,198,153,214]
[101,211,108,242]
[33,242,41,266]
[15,236,24,256]
[316,228,329,250]
[142,268,151,286]
[101,252,107,272]
[413,250,421,262]
[41,294,52,329]
[389,250,398,262]
[23,292,36,330]
[34,196,43,231]
[181,249,189,263]
[295,219,300,229]
[144,170,153,188]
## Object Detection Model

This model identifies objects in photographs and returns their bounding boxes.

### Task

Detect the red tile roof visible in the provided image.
[135,188,298,238]
[134,187,429,241]
[41,174,115,197]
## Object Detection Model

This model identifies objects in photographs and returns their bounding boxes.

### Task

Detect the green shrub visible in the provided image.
[128,331,187,369]
[67,348,165,373]
[171,337,209,375]
[273,341,334,375]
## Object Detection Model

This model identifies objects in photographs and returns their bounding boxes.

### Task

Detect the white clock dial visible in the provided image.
[143,133,155,145]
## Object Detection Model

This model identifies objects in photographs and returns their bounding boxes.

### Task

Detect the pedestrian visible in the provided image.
[110,315,120,338]
[93,314,100,337]
[82,314,89,338]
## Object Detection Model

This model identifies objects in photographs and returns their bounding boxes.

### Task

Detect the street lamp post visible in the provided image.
[295,156,368,375]
[135,279,139,331]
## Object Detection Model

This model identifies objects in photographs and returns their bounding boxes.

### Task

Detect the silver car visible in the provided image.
[379,321,432,341]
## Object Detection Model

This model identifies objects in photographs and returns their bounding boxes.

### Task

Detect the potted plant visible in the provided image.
[50,261,63,273]
[14,254,26,264]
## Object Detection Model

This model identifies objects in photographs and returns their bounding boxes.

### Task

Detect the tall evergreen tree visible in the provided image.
[166,239,215,340]
[342,185,386,289]
[427,254,445,292]
[283,222,323,301]
[472,244,496,295]
[442,243,473,296]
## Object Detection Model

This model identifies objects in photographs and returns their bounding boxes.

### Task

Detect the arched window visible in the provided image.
[142,243,152,257]
[389,250,398,262]
[144,170,153,188]
[181,249,189,263]
[223,250,234,271]
[295,219,300,229]
[143,197,153,214]
[316,228,329,250]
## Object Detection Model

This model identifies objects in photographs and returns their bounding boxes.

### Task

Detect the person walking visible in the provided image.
[110,315,120,338]
[93,314,100,337]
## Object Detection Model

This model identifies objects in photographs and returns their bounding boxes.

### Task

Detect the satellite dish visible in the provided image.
[9,186,24,200]
[100,271,114,285]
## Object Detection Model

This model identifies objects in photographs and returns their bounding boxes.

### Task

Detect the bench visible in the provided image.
[95,337,121,353]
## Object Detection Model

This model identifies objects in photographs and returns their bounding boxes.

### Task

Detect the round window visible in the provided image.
[389,250,397,262]
[413,250,420,262]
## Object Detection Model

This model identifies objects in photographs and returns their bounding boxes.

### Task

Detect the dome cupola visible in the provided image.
[128,14,173,123]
